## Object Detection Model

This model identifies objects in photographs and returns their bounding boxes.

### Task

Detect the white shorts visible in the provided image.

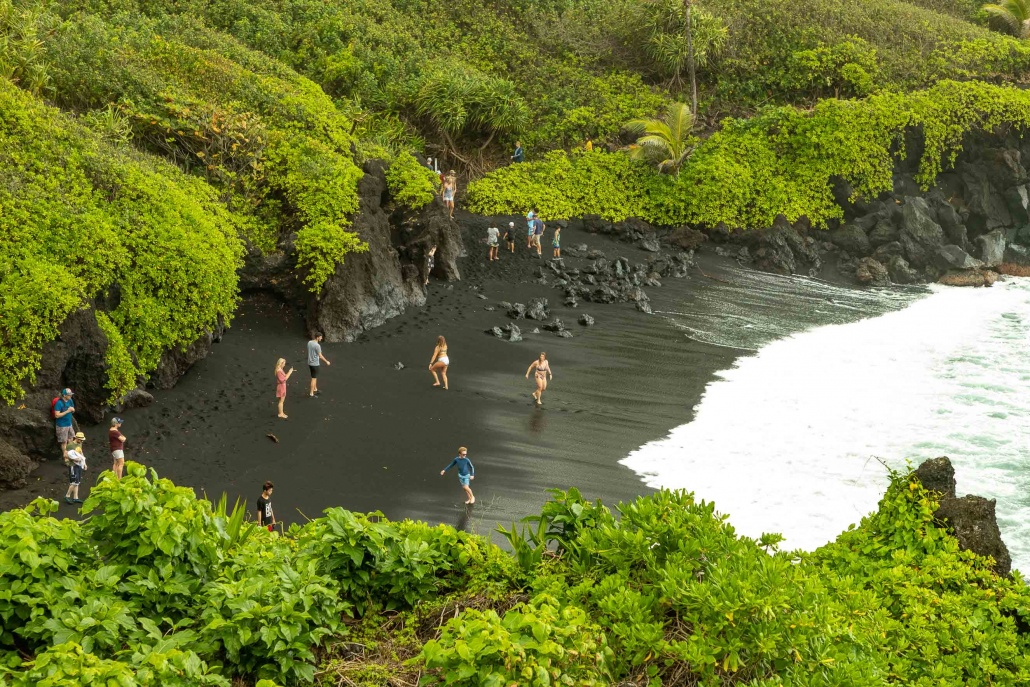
[438,356,449,366]
[111,450,124,461]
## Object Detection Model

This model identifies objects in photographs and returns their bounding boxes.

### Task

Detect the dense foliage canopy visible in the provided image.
[469,81,1030,229]
[0,464,1026,686]
[3,0,1030,402]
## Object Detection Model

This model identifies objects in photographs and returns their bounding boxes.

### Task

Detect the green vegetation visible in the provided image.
[0,463,1026,685]
[0,77,242,404]
[469,80,1030,229]
[385,152,440,211]
[983,0,1030,37]
[4,0,1030,401]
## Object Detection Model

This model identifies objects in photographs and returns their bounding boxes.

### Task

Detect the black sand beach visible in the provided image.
[3,223,747,534]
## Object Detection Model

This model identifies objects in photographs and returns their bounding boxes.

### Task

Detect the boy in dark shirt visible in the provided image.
[440,446,475,505]
[256,481,275,530]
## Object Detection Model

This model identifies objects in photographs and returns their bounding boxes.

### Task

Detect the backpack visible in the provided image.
[51,396,60,419]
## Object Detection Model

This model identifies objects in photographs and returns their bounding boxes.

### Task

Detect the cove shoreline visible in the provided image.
[1,224,748,534]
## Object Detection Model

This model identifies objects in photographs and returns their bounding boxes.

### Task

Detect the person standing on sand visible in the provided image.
[109,417,126,479]
[64,432,87,504]
[526,210,535,249]
[425,245,437,286]
[307,334,330,397]
[552,225,562,258]
[505,222,516,253]
[256,481,275,530]
[275,358,295,418]
[53,388,76,457]
[487,225,500,262]
[429,335,450,389]
[533,216,546,257]
[442,171,456,219]
[525,352,552,406]
[440,446,475,505]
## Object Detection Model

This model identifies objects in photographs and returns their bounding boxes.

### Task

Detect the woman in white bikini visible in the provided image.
[442,172,456,219]
[429,335,450,389]
[525,352,552,405]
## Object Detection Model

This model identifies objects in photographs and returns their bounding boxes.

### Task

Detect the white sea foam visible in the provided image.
[624,278,1030,572]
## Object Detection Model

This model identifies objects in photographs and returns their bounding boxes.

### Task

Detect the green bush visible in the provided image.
[0,77,242,404]
[1,462,1029,685]
[385,152,439,210]
[469,81,1030,230]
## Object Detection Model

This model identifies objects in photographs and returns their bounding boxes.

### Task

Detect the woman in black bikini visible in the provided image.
[525,352,552,405]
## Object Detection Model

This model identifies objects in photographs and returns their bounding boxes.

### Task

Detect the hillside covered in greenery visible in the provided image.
[0,463,1026,686]
[4,0,1030,401]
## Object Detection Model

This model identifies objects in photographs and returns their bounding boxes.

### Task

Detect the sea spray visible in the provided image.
[628,277,1030,573]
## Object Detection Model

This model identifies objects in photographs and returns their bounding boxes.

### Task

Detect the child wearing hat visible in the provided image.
[64,432,87,504]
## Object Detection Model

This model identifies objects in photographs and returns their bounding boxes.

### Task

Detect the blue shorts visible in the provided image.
[68,465,83,485]
[459,475,471,487]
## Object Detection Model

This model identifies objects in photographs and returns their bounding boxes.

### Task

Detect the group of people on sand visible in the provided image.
[270,332,554,506]
[50,387,129,506]
[484,213,560,262]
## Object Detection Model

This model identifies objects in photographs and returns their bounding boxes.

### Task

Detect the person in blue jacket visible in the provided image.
[440,446,475,505]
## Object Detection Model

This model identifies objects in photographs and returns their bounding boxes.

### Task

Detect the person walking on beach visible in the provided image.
[487,225,500,262]
[525,352,552,406]
[533,216,546,257]
[307,334,330,397]
[442,171,456,219]
[109,417,126,479]
[64,431,87,504]
[552,225,562,258]
[275,358,295,418]
[504,222,516,253]
[440,446,475,505]
[429,335,450,390]
[425,245,437,286]
[256,481,275,530]
[52,388,76,457]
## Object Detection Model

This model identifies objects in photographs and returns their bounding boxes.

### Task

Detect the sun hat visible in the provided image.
[74,431,85,440]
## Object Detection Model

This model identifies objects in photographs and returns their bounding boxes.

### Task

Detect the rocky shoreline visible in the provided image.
[5,131,1030,505]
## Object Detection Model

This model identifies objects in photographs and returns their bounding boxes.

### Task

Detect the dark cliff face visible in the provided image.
[709,130,1030,286]
[0,158,464,482]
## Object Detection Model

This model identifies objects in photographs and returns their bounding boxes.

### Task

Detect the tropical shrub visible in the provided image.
[385,151,439,210]
[0,76,242,404]
[1,462,1029,685]
[469,80,1030,229]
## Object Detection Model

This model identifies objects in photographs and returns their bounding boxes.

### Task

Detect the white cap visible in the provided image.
[509,222,515,226]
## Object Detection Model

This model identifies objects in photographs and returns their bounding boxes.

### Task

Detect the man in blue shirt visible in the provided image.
[440,446,475,505]
[53,388,76,456]
[511,141,524,164]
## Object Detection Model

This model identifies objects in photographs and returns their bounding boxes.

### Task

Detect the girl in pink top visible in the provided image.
[525,352,552,406]
[275,358,295,419]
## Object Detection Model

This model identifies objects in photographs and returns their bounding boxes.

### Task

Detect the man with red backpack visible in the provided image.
[52,388,76,457]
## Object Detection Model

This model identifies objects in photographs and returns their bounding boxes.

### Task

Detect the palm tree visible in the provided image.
[983,0,1030,37]
[624,102,696,175]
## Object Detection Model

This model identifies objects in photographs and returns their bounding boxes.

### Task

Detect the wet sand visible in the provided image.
[3,225,742,537]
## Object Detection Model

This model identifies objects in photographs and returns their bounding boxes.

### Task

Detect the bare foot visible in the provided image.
[278,414,288,419]
[432,382,441,387]
[469,497,475,504]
